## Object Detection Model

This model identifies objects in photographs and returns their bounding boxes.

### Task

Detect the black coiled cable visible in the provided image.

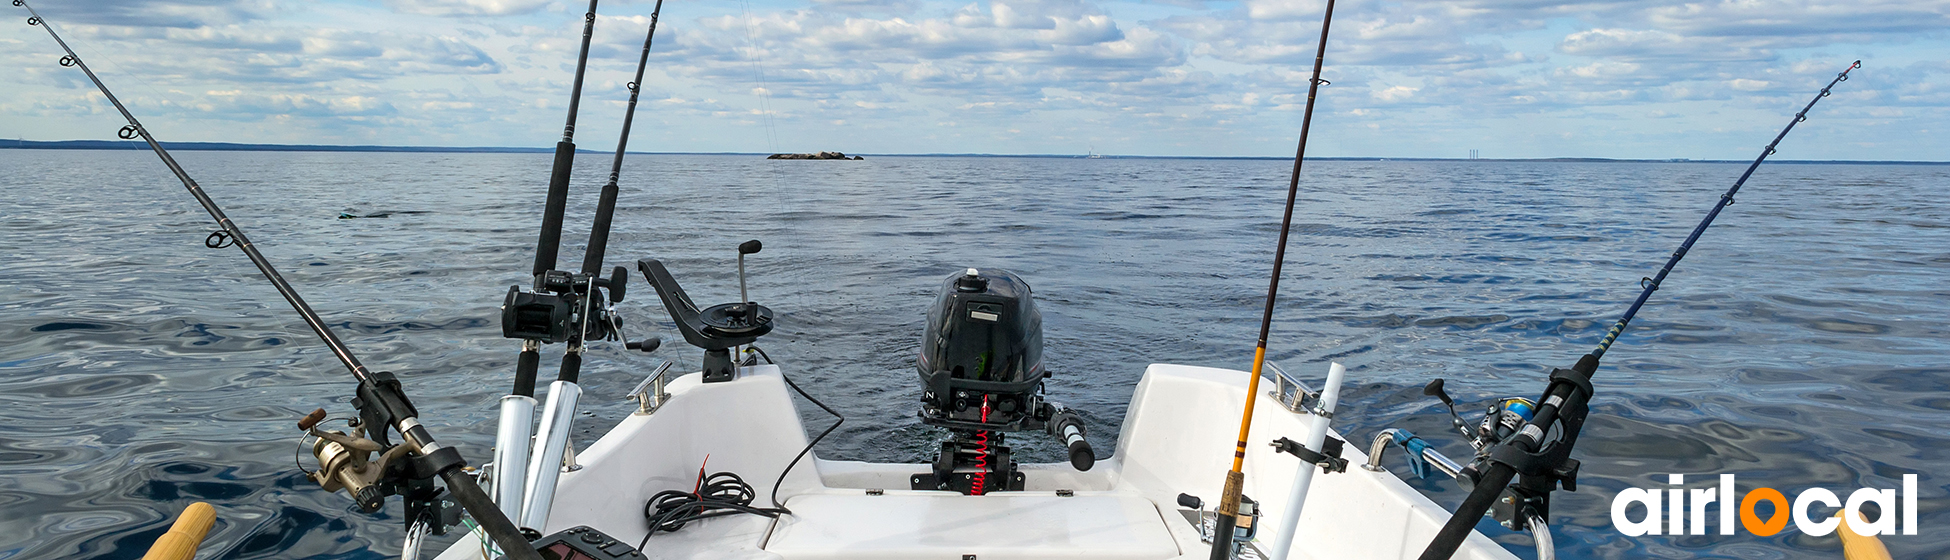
[634,346,843,552]
[637,471,786,550]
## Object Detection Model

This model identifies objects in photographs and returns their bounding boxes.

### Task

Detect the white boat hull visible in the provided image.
[438,364,1516,560]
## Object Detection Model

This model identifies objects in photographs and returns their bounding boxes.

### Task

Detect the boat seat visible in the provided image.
[763,491,1180,559]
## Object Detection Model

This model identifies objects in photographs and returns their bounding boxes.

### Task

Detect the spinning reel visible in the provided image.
[295,373,464,539]
[1417,376,1581,534]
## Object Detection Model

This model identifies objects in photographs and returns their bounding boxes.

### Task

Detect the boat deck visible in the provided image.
[436,364,1518,560]
[767,491,1178,559]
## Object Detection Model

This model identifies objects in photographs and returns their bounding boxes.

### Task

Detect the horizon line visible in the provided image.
[3,139,1945,165]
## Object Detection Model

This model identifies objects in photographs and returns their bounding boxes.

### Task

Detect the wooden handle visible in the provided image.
[297,408,327,431]
[142,502,215,560]
[1836,511,1892,560]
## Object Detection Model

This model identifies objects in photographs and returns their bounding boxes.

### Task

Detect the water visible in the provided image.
[1,149,1945,559]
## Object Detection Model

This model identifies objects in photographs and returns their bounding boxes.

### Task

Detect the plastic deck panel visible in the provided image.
[763,491,1180,559]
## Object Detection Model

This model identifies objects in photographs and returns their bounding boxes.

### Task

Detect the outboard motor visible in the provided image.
[914,268,1093,495]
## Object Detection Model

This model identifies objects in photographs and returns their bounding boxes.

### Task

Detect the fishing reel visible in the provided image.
[1417,372,1585,534]
[502,267,629,345]
[294,373,464,537]
[1418,378,1537,452]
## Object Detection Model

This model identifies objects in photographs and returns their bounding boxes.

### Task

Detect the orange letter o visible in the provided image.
[1741,487,1790,536]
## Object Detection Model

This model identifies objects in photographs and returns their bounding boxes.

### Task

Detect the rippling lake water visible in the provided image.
[1,149,1945,559]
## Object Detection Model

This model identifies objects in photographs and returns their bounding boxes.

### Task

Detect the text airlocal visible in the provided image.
[1612,474,1917,537]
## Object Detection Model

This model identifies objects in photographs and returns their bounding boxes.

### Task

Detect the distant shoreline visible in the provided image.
[3,139,1943,165]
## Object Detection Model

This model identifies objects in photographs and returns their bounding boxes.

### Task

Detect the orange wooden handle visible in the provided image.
[1836,511,1893,560]
[142,502,215,560]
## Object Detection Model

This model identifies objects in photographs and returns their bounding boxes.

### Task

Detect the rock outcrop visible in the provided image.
[768,151,864,160]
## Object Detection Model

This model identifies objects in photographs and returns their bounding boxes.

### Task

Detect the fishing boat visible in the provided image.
[433,360,1526,560]
[10,0,1870,557]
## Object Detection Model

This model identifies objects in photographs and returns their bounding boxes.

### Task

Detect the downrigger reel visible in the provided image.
[913,268,1094,495]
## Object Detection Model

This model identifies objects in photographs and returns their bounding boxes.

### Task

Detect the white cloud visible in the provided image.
[1,0,1944,159]
[384,0,554,17]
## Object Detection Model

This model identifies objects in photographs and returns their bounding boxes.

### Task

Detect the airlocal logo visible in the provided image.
[1612,474,1918,537]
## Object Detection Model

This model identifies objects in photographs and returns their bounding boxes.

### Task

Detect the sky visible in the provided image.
[2,0,1946,159]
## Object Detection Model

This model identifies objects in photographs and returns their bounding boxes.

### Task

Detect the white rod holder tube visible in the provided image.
[492,394,537,523]
[1269,361,1346,560]
[520,380,582,531]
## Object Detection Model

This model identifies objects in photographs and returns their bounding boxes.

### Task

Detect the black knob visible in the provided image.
[739,240,762,255]
[1069,441,1095,471]
[626,337,662,353]
[606,265,628,303]
[1423,378,1454,408]
[1177,493,1203,509]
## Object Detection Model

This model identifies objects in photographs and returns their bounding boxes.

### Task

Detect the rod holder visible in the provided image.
[1268,362,1346,560]
[492,395,537,522]
[520,380,582,531]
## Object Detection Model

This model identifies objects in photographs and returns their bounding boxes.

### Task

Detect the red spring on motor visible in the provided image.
[971,397,992,495]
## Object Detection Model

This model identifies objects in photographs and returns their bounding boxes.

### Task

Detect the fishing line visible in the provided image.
[737,0,781,154]
[11,2,543,557]
[13,0,372,383]
[580,0,666,280]
[1205,2,1338,558]
[1416,60,1863,560]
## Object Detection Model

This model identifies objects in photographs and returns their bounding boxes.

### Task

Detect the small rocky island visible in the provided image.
[768,151,864,160]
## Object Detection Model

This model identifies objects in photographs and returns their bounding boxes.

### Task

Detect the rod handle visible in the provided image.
[531,141,577,278]
[1419,463,1517,560]
[442,468,543,560]
[140,502,214,560]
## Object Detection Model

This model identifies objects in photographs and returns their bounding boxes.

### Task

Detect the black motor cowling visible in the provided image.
[917,268,1043,426]
[913,269,1093,490]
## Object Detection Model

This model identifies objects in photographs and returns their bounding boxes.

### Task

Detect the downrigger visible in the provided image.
[912,268,1095,495]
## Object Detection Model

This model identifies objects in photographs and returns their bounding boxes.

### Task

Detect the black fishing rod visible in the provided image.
[9,2,541,558]
[1205,1,1337,558]
[535,0,604,281]
[503,4,668,533]
[1416,60,1862,560]
[503,0,606,405]
[582,0,664,282]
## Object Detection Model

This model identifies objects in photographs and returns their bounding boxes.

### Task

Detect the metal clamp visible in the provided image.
[1362,428,1463,479]
[627,360,674,415]
[1261,361,1322,416]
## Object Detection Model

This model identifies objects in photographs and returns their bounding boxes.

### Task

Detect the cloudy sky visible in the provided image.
[2,0,1945,159]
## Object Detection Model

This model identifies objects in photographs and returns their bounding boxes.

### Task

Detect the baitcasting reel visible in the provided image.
[912,268,1094,495]
[502,266,629,345]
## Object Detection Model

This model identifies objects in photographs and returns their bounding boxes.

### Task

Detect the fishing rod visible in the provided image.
[503,0,604,402]
[534,0,604,282]
[493,0,605,529]
[1416,60,1862,560]
[9,2,541,558]
[517,2,668,533]
[1206,1,1337,558]
[584,0,665,280]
